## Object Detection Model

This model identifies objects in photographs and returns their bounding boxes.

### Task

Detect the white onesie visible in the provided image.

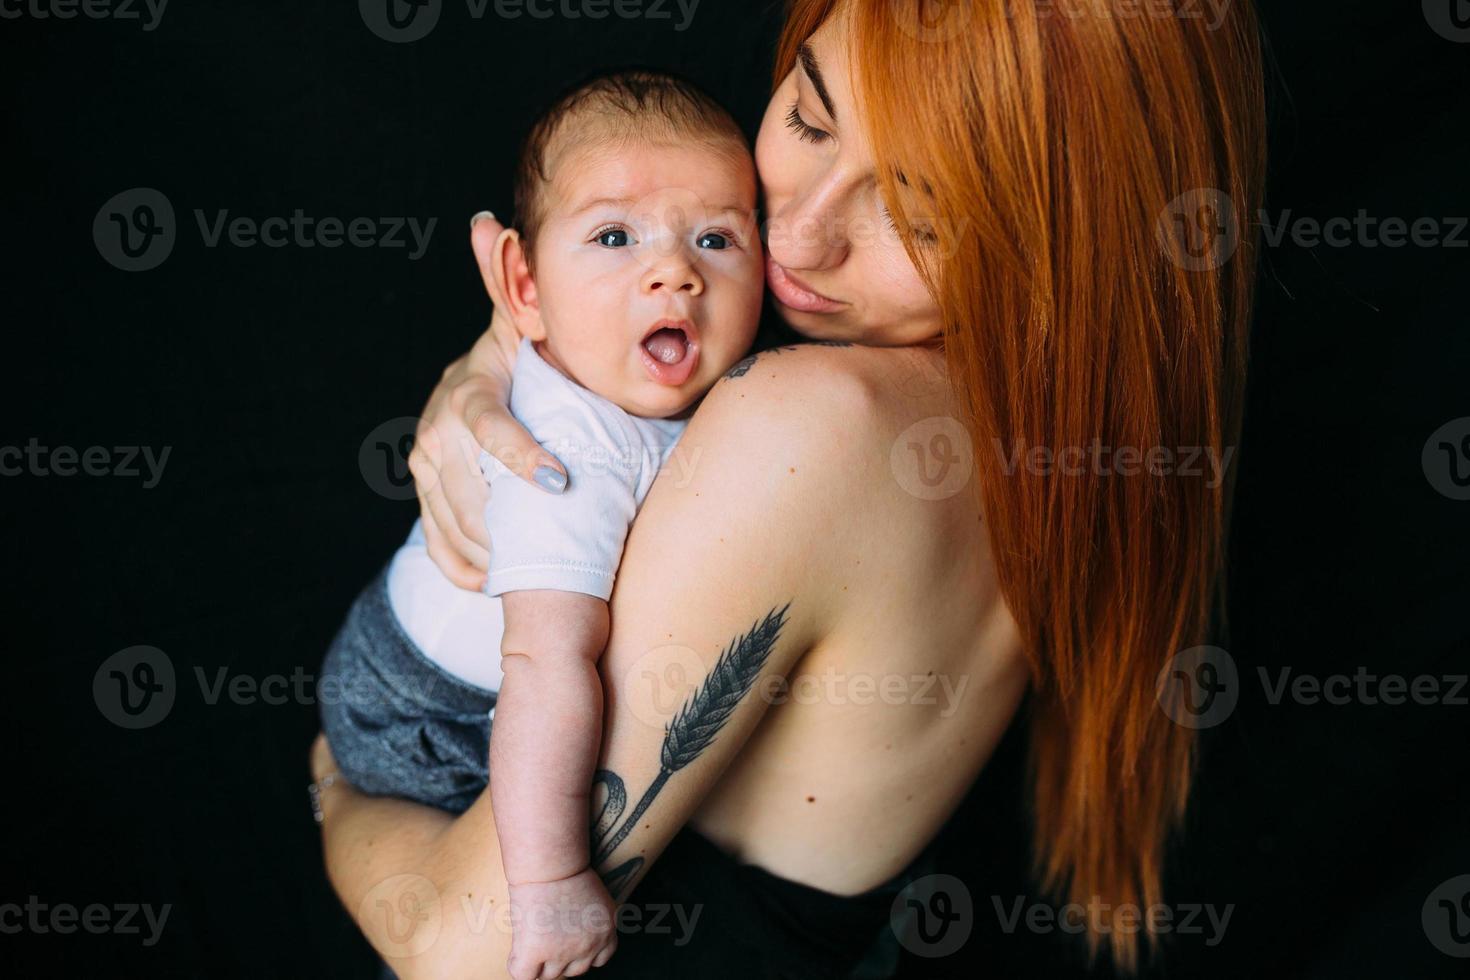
[385,336,687,693]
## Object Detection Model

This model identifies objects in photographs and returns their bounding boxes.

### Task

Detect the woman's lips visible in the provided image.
[766,256,846,314]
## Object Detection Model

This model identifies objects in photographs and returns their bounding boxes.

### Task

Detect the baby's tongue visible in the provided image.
[643,328,688,364]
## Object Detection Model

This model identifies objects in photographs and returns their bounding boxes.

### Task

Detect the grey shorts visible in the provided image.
[319,565,497,815]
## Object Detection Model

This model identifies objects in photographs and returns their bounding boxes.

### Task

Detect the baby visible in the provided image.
[319,70,763,979]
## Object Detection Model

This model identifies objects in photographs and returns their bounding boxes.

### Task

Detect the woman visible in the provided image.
[312,1,1265,976]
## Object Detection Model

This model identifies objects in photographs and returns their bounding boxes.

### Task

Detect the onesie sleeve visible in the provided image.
[479,387,646,602]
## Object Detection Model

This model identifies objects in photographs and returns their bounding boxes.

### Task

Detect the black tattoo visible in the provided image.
[721,341,854,380]
[723,354,759,380]
[590,603,793,899]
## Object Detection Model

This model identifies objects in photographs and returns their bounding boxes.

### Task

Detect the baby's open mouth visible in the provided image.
[638,319,700,387]
[643,325,690,364]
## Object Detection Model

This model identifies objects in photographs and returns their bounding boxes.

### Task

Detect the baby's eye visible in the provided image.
[594,227,631,248]
[697,232,731,250]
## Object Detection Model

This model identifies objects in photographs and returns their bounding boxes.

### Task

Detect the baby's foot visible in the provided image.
[506,868,618,979]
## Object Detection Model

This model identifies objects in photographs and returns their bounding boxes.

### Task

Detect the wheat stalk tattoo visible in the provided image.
[592,603,792,890]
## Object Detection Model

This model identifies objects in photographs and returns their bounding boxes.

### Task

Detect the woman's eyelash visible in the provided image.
[784,101,830,143]
[881,206,939,245]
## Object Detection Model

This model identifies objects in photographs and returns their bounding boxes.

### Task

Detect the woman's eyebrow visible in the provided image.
[798,43,837,122]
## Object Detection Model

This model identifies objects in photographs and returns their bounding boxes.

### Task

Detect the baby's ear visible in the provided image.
[491,228,543,341]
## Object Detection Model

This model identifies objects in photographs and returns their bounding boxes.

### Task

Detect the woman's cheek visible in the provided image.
[874,239,933,308]
[754,105,796,212]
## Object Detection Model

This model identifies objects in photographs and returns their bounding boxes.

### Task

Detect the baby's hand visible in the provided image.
[506,868,618,980]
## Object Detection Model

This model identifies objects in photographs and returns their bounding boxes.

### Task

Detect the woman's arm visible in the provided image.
[581,348,876,898]
[408,214,569,590]
[319,347,877,978]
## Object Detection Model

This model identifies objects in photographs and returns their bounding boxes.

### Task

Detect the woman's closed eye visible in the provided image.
[880,205,939,246]
[784,101,830,144]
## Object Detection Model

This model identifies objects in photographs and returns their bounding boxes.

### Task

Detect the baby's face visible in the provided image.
[528,140,764,419]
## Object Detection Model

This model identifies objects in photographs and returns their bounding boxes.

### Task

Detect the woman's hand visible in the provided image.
[409,212,568,591]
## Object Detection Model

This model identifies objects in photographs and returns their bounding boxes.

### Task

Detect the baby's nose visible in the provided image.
[641,256,705,295]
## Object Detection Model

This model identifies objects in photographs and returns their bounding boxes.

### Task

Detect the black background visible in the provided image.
[3,0,1468,976]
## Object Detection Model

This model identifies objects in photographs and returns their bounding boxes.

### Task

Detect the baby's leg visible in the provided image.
[318,564,497,814]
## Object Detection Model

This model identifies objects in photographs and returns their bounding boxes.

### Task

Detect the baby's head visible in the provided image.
[494,70,764,420]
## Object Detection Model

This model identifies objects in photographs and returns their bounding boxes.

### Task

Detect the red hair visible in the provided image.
[776,1,1265,969]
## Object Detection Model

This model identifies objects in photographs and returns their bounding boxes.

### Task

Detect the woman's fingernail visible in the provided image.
[470,210,496,228]
[534,465,567,494]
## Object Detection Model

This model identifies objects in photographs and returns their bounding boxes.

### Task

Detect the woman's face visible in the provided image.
[755,12,944,346]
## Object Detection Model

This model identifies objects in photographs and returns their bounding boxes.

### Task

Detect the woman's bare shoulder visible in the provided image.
[700,340,945,444]
[641,341,957,545]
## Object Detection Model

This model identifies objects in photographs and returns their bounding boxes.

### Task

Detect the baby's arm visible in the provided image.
[491,588,618,980]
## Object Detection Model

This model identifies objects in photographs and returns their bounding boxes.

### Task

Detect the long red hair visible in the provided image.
[775,1,1265,969]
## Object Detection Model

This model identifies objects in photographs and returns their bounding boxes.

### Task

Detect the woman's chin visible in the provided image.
[776,304,856,343]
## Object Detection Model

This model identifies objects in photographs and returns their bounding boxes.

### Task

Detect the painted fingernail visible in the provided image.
[534,465,567,493]
[470,210,496,228]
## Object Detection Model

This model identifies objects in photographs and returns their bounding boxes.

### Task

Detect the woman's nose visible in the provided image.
[765,174,852,272]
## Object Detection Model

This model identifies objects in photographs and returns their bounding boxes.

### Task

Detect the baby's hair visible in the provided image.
[512,69,750,272]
